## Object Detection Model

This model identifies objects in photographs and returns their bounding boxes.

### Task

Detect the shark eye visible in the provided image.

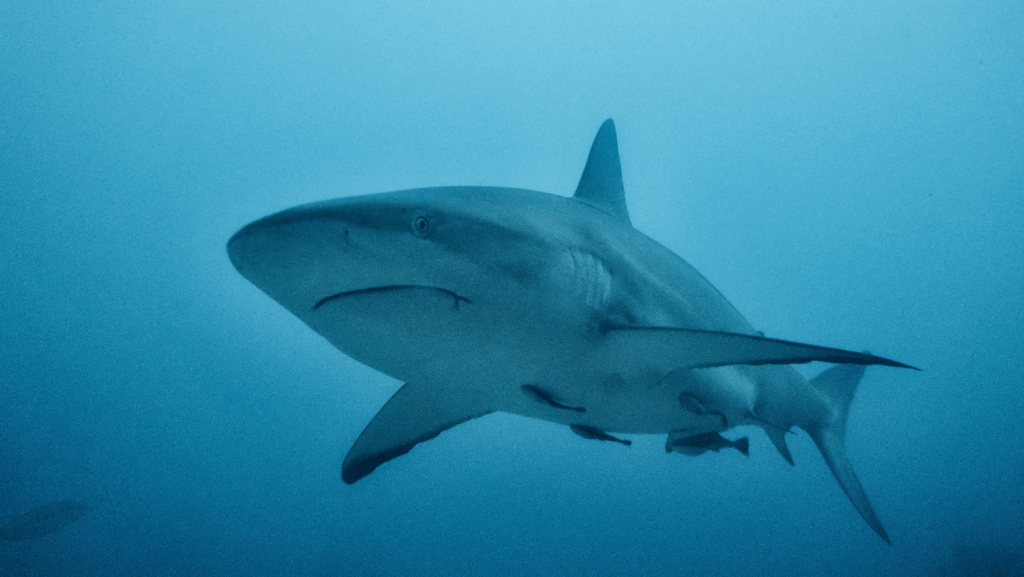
[411,215,431,237]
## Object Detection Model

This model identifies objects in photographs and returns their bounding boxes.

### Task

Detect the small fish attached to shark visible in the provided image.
[667,431,749,457]
[570,424,632,446]
[228,119,916,544]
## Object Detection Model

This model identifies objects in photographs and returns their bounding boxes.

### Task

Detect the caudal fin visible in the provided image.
[806,364,891,545]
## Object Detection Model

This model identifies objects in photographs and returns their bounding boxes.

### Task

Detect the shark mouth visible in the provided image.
[313,285,472,312]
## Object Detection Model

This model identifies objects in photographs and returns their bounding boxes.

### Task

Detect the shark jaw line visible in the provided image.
[313,285,472,312]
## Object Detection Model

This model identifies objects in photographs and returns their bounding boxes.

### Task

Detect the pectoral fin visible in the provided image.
[600,327,915,377]
[342,383,493,484]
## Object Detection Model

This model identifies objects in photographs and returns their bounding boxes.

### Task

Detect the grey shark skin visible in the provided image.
[228,120,914,544]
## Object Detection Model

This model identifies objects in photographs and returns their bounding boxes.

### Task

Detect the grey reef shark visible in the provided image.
[228,119,916,544]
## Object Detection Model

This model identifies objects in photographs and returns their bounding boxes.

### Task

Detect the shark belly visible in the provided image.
[506,359,757,435]
[305,283,725,434]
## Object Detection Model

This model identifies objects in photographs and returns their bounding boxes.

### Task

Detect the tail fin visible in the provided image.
[734,437,750,456]
[806,364,891,545]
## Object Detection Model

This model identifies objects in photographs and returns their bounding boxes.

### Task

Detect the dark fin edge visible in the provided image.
[342,410,491,484]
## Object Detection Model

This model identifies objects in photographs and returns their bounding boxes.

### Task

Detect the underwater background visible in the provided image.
[2,0,1022,575]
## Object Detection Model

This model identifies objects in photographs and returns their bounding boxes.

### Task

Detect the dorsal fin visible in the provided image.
[574,119,631,225]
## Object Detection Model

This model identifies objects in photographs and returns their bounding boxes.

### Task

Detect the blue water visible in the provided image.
[2,1,1022,575]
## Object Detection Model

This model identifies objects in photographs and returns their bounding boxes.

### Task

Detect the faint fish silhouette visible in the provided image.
[0,500,89,541]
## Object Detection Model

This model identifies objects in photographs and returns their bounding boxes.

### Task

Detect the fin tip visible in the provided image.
[737,437,750,456]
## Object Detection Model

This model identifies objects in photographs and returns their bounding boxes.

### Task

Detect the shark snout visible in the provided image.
[227,204,405,316]
[227,210,345,303]
[228,204,351,274]
[226,222,261,278]
[227,217,294,280]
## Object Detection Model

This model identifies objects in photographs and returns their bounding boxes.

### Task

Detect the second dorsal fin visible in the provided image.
[573,119,631,225]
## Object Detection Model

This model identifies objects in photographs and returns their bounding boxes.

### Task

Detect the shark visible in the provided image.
[0,501,89,541]
[227,119,914,544]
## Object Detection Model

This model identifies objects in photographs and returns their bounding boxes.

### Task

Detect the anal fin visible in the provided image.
[765,426,795,466]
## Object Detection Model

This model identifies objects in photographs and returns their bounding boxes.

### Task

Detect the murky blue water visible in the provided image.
[2,1,1022,574]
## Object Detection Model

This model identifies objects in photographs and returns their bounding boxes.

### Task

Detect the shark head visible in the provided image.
[227,187,597,385]
[228,192,478,313]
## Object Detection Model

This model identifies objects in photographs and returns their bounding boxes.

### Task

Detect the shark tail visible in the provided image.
[805,364,891,545]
